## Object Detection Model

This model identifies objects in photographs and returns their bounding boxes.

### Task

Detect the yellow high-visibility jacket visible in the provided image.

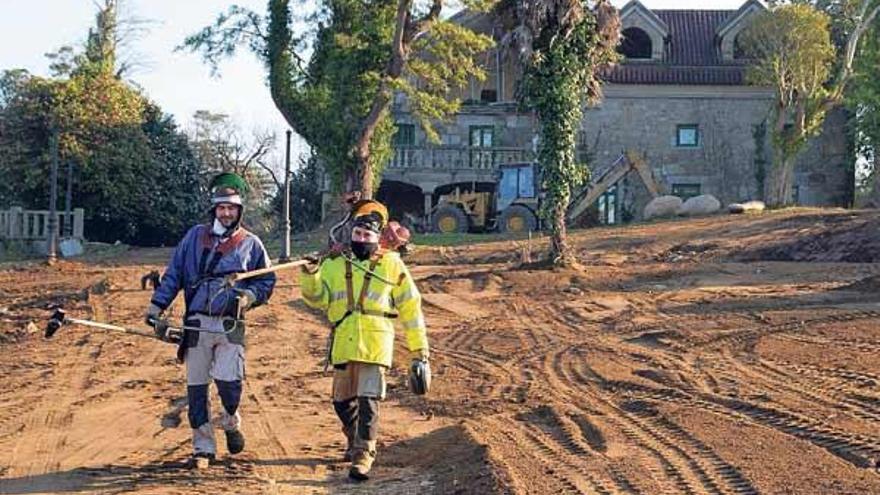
[299,250,429,367]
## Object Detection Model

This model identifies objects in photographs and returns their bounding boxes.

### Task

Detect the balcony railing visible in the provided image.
[389,146,534,170]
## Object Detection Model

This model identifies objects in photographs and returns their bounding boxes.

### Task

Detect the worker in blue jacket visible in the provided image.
[145,172,275,468]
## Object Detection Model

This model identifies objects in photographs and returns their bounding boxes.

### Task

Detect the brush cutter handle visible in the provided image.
[224,259,311,284]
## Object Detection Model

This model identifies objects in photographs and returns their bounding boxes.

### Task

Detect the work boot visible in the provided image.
[348,440,377,481]
[225,428,245,454]
[188,452,215,470]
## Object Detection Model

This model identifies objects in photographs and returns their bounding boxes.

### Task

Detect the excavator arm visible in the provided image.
[565,150,663,224]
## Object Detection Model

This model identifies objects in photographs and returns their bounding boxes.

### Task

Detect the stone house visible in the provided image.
[358,0,853,226]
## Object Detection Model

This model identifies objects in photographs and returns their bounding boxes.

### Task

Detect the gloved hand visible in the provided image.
[145,303,163,327]
[233,288,257,312]
[301,252,322,274]
[411,348,429,362]
[145,303,174,342]
[409,351,431,396]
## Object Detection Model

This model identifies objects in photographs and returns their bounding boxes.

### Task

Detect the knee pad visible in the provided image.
[215,379,242,416]
[187,384,209,428]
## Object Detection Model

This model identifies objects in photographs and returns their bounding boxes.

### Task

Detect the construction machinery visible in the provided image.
[566,150,663,224]
[430,150,663,233]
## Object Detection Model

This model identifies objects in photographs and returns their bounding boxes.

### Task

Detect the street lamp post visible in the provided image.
[47,128,60,264]
[281,129,292,262]
[64,159,74,237]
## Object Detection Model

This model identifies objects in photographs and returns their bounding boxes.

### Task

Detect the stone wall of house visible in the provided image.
[579,85,851,219]
[388,84,852,222]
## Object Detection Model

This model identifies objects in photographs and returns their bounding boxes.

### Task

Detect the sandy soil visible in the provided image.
[2,208,880,494]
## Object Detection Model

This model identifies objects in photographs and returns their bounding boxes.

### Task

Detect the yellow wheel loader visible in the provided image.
[431,163,539,234]
[430,151,662,233]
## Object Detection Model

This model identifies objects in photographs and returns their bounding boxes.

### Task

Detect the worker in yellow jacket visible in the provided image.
[299,200,430,481]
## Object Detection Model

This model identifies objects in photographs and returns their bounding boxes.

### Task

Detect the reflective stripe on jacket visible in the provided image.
[299,250,428,367]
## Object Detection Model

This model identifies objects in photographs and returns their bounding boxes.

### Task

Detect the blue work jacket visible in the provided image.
[151,224,275,316]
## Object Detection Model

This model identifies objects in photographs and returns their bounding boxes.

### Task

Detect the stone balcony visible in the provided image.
[388,145,533,171]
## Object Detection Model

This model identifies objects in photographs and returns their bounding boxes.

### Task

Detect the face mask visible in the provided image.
[351,241,378,260]
[212,218,228,237]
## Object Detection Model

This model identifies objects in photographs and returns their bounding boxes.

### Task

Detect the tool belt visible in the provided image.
[176,314,246,363]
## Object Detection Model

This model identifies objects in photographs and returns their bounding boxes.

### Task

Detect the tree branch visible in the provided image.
[407,0,442,43]
[828,0,880,106]
[255,158,283,190]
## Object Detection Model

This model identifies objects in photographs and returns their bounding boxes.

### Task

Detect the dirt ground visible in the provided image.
[2,208,880,494]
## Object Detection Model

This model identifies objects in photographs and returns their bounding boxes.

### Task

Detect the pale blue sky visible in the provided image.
[0,0,747,164]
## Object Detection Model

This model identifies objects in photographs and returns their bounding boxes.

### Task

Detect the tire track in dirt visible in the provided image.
[616,376,880,470]
[520,405,637,495]
[481,415,599,494]
[246,389,295,488]
[751,358,880,425]
[7,336,97,477]
[518,422,619,494]
[551,346,760,495]
[537,346,705,494]
[774,333,880,354]
[482,282,766,493]
[691,310,880,350]
[777,361,880,388]
[552,351,705,494]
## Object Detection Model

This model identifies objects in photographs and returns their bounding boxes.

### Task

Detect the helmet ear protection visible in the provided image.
[380,221,410,251]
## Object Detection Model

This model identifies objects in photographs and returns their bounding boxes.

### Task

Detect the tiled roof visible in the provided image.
[606,9,748,86]
[448,6,754,86]
[605,65,746,85]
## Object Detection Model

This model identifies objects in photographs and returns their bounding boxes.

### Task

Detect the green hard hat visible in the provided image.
[210,172,249,195]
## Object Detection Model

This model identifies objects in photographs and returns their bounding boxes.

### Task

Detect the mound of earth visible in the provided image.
[735,214,880,262]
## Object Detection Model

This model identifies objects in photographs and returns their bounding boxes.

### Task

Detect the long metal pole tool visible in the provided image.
[44,308,211,341]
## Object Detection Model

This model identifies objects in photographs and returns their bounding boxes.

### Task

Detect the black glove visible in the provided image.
[409,358,432,396]
[153,318,173,342]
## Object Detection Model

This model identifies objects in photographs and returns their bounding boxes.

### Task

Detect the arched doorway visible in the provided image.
[376,180,425,231]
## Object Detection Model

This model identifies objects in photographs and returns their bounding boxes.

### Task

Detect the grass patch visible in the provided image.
[412,231,538,247]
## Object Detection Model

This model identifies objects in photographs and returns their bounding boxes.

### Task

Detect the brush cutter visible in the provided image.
[44,308,228,343]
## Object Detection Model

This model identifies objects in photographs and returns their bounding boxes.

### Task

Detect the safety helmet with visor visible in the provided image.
[209,172,249,237]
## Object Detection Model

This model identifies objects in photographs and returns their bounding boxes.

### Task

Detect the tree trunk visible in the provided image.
[351,0,411,199]
[548,192,575,266]
[352,88,390,199]
[766,152,797,207]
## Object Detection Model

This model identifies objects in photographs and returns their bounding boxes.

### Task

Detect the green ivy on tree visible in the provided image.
[497,0,619,266]
[182,0,493,198]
